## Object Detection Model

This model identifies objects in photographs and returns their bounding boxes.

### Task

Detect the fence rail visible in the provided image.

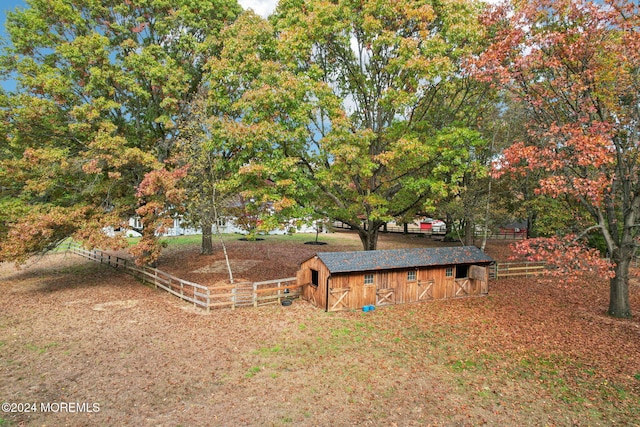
[475,231,528,240]
[491,262,549,279]
[209,277,300,309]
[332,221,445,237]
[332,221,526,240]
[67,245,300,311]
[69,245,212,310]
[68,245,552,309]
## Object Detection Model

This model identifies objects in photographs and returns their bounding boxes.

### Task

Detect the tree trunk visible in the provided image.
[444,213,454,241]
[463,218,474,246]
[140,226,158,268]
[211,185,233,283]
[357,222,381,250]
[609,251,632,318]
[201,219,214,255]
[527,213,538,238]
[603,208,633,318]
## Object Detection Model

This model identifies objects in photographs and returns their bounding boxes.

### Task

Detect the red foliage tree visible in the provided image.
[130,166,187,266]
[477,0,639,317]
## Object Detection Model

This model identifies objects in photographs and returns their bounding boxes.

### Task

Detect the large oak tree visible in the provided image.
[258,0,495,250]
[0,0,241,264]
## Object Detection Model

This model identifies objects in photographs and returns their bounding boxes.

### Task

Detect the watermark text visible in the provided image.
[2,401,100,413]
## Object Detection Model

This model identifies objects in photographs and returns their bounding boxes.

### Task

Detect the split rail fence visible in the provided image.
[490,261,549,279]
[67,245,300,311]
[332,221,527,240]
[68,245,550,310]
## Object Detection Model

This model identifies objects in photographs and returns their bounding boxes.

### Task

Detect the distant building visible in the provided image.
[106,216,324,238]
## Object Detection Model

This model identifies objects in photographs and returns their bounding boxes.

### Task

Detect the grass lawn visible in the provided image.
[1,233,638,426]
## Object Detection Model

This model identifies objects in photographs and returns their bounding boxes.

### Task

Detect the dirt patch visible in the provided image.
[91,299,139,311]
[155,231,497,286]
[192,259,261,274]
[1,234,638,426]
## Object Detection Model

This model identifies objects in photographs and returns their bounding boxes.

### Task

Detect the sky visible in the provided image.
[239,0,278,17]
[0,0,25,92]
[0,0,25,40]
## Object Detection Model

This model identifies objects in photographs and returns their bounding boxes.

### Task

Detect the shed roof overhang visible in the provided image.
[303,246,494,274]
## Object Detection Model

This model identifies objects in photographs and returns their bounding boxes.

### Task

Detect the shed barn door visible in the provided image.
[329,287,350,311]
[418,279,434,301]
[376,272,395,306]
[454,278,470,296]
[307,284,319,306]
[377,272,390,288]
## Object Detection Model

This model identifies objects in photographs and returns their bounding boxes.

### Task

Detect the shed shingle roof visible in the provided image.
[314,246,494,274]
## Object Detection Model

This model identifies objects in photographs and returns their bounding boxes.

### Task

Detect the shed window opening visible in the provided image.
[455,265,469,279]
[445,267,453,277]
[407,270,417,281]
[364,273,374,285]
[311,269,319,287]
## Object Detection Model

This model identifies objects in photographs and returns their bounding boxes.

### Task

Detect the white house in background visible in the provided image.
[112,216,325,238]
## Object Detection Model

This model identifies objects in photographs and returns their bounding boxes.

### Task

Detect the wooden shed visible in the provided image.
[297,246,494,312]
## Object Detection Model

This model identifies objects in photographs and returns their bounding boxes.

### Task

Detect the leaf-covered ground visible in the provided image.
[1,233,638,426]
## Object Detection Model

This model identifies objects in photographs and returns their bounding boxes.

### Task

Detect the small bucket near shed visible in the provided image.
[362,304,375,312]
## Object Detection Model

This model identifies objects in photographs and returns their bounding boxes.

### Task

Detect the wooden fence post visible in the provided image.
[277,281,282,304]
[253,282,258,307]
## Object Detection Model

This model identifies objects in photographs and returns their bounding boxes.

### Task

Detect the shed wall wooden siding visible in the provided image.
[298,257,490,311]
[297,255,330,310]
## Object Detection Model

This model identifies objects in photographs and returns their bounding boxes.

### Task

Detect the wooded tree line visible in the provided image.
[0,0,637,318]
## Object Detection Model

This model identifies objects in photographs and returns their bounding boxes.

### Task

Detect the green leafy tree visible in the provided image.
[174,88,223,255]
[257,0,495,250]
[430,127,494,245]
[0,0,241,265]
[204,10,304,238]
